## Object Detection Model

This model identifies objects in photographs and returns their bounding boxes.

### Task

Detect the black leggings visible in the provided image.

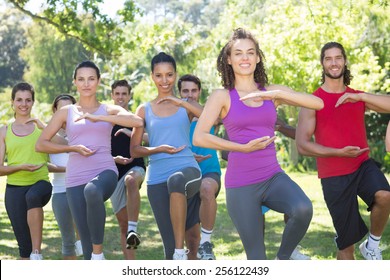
[5,181,52,258]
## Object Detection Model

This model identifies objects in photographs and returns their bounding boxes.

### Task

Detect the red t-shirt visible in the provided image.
[314,86,369,178]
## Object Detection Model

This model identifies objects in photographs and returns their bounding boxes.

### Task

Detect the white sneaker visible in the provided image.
[173,250,189,260]
[91,253,106,260]
[30,249,43,260]
[75,240,83,256]
[359,240,382,260]
[290,245,311,260]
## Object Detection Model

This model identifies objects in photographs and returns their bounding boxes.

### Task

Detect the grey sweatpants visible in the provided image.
[226,172,313,260]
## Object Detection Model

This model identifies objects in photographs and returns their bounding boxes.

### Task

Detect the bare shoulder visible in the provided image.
[209,88,229,102]
[299,107,316,118]
[51,105,70,123]
[135,103,146,119]
[212,88,229,96]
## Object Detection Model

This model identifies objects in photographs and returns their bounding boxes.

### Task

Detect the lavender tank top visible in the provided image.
[222,88,282,188]
[65,104,118,187]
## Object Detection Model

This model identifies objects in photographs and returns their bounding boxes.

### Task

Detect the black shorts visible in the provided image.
[321,159,390,250]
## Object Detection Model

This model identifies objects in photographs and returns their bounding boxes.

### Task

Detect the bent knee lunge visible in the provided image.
[167,167,201,198]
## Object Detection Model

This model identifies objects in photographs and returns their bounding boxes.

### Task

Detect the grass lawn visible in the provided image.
[0,170,389,260]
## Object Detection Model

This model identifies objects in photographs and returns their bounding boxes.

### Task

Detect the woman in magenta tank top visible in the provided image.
[36,61,143,260]
[193,28,323,259]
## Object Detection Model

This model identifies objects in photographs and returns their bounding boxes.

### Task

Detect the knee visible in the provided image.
[83,186,101,202]
[125,175,137,189]
[291,201,313,223]
[167,173,183,187]
[167,174,185,194]
[25,192,41,208]
[200,183,216,201]
[374,190,390,207]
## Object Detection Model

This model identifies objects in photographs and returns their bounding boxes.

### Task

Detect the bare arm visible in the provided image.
[193,89,276,153]
[47,162,66,173]
[296,108,369,157]
[157,96,203,119]
[241,85,324,110]
[335,92,390,113]
[36,108,94,156]
[25,118,67,145]
[129,105,186,158]
[75,104,144,128]
[276,118,296,140]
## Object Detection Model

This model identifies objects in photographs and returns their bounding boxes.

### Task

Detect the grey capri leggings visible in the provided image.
[226,172,313,260]
[66,169,117,260]
[51,192,77,256]
[148,166,202,259]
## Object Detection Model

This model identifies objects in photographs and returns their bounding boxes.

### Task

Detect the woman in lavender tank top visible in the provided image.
[193,28,324,260]
[36,61,143,260]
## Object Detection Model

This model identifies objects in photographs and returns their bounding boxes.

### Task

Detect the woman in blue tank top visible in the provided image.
[130,52,204,260]
[193,28,324,260]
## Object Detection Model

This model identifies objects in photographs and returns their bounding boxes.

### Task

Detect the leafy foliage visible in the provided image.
[0,8,27,88]
[20,21,92,103]
[7,0,141,57]
[2,0,389,171]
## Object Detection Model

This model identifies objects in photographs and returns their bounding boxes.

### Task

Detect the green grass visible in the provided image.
[0,170,389,260]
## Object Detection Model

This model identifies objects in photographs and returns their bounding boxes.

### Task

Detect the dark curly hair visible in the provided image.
[320,42,353,86]
[217,28,268,89]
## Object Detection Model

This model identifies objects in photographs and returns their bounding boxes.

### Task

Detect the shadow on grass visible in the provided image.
[1,175,389,260]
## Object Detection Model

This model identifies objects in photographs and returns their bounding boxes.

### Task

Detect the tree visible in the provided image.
[6,0,141,57]
[20,21,92,102]
[0,8,27,88]
[205,0,390,170]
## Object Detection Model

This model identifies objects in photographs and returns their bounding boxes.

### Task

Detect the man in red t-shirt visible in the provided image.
[296,42,390,260]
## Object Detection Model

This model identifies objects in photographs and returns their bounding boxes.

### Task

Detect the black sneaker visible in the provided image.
[197,241,215,260]
[126,230,141,249]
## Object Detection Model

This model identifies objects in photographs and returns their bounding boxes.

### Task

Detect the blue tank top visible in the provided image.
[189,121,221,176]
[144,102,199,185]
[222,88,282,188]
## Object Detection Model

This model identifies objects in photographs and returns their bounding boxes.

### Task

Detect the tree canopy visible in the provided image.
[1,0,389,171]
[7,0,141,57]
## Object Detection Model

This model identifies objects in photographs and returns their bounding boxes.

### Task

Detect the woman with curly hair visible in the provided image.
[193,28,323,260]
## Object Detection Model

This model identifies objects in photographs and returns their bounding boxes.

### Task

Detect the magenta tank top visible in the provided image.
[222,88,283,188]
[65,104,118,187]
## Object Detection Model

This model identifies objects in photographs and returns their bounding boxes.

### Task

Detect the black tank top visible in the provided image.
[111,124,146,179]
